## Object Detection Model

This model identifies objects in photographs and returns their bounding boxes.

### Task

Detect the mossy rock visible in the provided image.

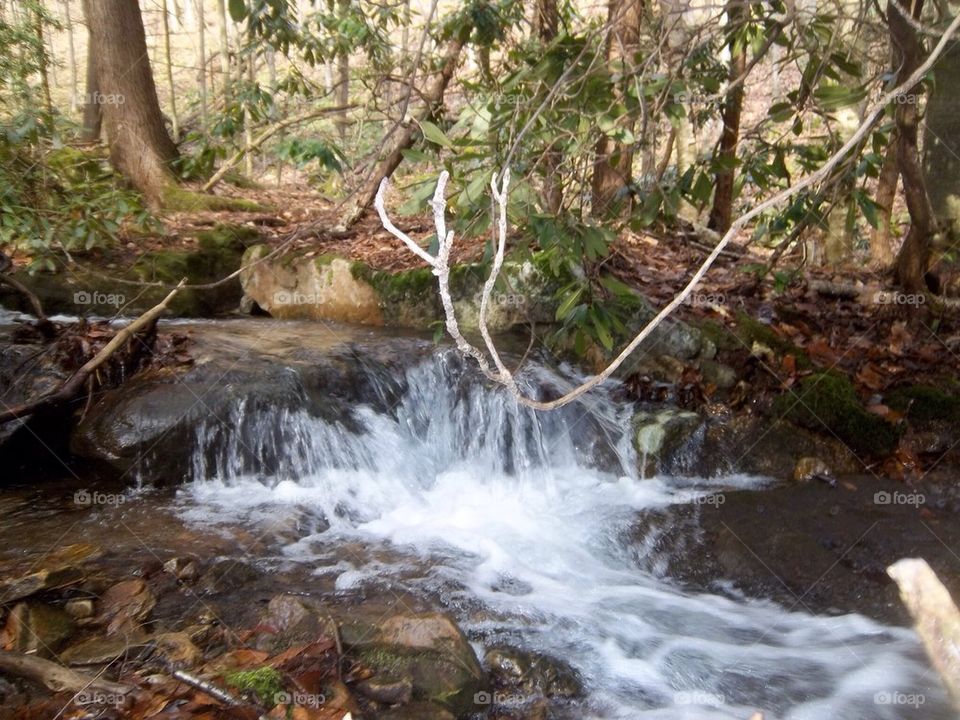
[886,384,960,424]
[355,642,484,716]
[734,311,811,369]
[773,372,899,457]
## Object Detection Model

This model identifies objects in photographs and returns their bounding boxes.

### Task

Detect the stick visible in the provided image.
[0,281,184,425]
[0,650,133,695]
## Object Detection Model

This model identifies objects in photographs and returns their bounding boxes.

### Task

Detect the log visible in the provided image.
[0,650,133,695]
[887,558,960,709]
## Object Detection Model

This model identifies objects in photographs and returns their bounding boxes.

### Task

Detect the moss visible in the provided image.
[734,311,811,368]
[196,222,260,252]
[773,372,899,457]
[224,666,284,705]
[698,319,740,352]
[161,186,267,212]
[887,384,960,424]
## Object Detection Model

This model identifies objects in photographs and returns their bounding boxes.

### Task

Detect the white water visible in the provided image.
[179,349,949,718]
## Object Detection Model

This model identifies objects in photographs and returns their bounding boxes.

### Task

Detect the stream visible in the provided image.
[1,316,952,718]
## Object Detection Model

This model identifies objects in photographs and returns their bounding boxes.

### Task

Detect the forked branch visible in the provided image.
[375,10,960,411]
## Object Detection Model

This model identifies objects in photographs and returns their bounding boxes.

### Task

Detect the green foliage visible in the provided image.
[0,116,156,271]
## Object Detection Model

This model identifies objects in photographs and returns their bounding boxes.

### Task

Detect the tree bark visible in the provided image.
[195,0,208,129]
[216,0,230,98]
[889,0,936,292]
[63,0,78,113]
[922,40,960,238]
[708,0,747,233]
[871,134,899,268]
[336,0,350,143]
[81,0,180,206]
[343,33,468,228]
[79,25,101,142]
[33,4,53,113]
[161,0,180,140]
[535,0,563,214]
[591,0,644,217]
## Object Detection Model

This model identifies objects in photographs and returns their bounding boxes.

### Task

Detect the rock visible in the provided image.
[484,646,583,699]
[150,631,202,668]
[196,560,263,596]
[95,579,156,635]
[163,556,200,583]
[690,415,861,480]
[631,410,702,477]
[59,635,147,665]
[240,247,559,332]
[64,598,95,620]
[5,602,76,656]
[375,702,456,720]
[793,457,834,483]
[355,676,413,704]
[699,359,737,389]
[0,566,85,606]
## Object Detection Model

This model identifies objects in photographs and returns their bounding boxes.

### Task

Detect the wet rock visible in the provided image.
[59,635,147,665]
[163,556,200,583]
[375,701,455,720]
[629,476,960,624]
[5,602,76,656]
[95,579,156,635]
[150,631,202,668]
[64,598,95,620]
[631,409,702,477]
[484,646,583,699]
[792,457,833,483]
[196,559,263,596]
[356,676,414,704]
[0,566,85,606]
[689,416,861,480]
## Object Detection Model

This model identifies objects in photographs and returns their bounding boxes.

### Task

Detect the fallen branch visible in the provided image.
[201,105,357,192]
[0,650,133,695]
[376,10,960,411]
[0,272,56,338]
[887,558,960,709]
[0,280,184,425]
[169,668,242,706]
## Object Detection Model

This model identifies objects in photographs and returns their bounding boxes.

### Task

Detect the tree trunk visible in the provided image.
[871,134,899,268]
[80,24,101,142]
[81,0,180,206]
[343,33,468,228]
[336,0,350,142]
[591,0,644,217]
[708,0,747,233]
[63,0,78,113]
[889,0,936,292]
[33,4,52,113]
[195,0,208,129]
[535,0,563,214]
[922,40,960,238]
[216,0,230,98]
[161,0,179,140]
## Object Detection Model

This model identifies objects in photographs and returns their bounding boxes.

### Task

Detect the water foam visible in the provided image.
[179,349,950,718]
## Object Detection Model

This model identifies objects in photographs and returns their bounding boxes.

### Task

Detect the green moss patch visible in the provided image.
[773,372,899,457]
[224,666,284,705]
[735,311,811,369]
[887,384,960,424]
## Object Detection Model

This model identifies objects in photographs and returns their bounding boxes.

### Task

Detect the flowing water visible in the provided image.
[164,345,951,719]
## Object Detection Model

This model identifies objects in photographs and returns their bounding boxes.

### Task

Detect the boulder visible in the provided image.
[631,409,703,477]
[5,602,76,656]
[484,646,582,699]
